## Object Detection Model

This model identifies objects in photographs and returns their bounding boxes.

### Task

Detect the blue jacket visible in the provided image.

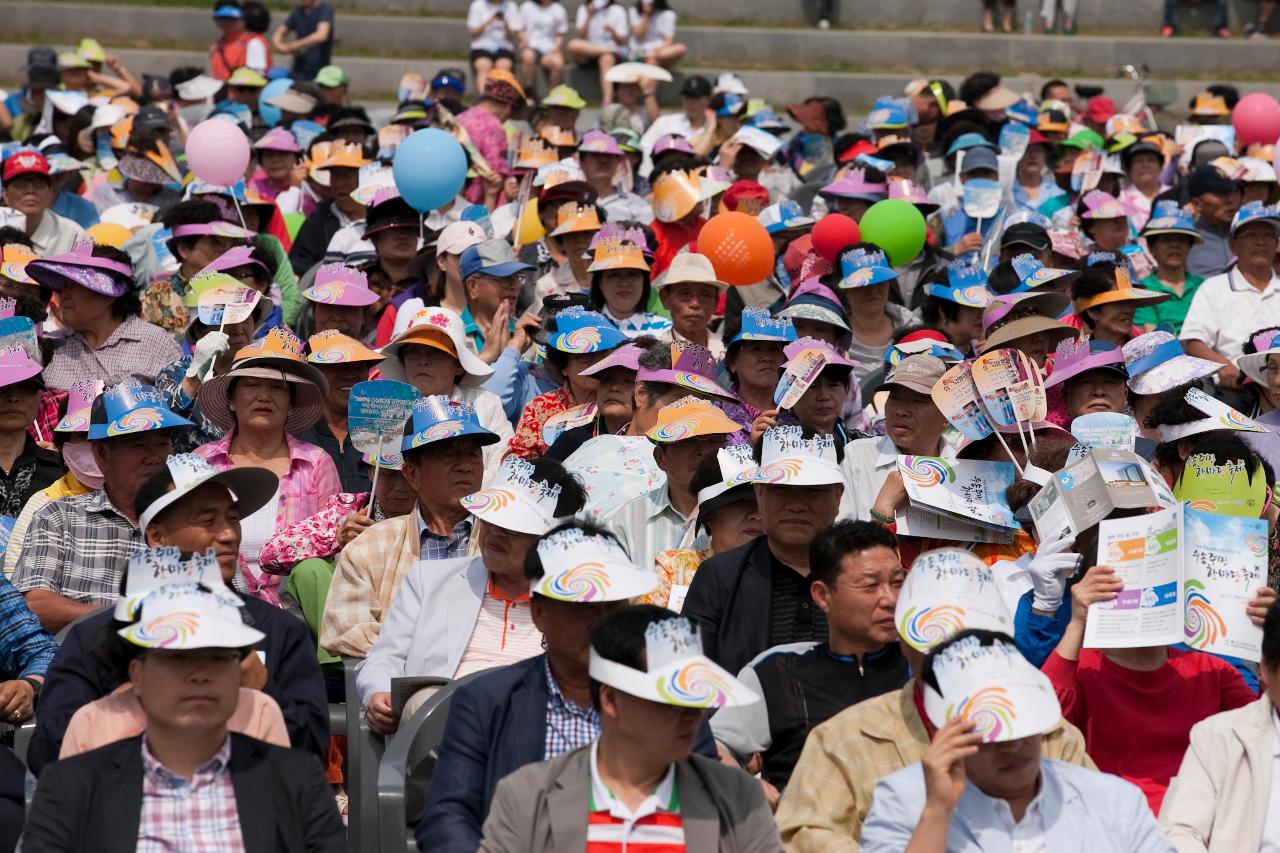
[27,593,329,775]
[417,653,718,853]
[862,758,1173,853]
[52,191,100,230]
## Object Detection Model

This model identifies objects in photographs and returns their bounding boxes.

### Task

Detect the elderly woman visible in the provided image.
[752,337,858,444]
[508,306,630,459]
[544,341,649,460]
[195,327,341,603]
[777,277,851,348]
[586,224,671,337]
[1123,330,1222,440]
[535,202,602,309]
[249,127,303,204]
[1070,261,1167,347]
[831,245,915,383]
[191,243,285,337]
[0,348,63,518]
[28,241,181,391]
[299,263,380,342]
[1045,339,1130,426]
[147,199,256,335]
[724,308,794,423]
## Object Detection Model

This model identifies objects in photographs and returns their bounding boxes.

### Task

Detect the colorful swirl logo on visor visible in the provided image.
[545,562,610,602]
[558,327,603,353]
[107,407,167,436]
[415,420,465,443]
[899,604,966,650]
[656,661,734,708]
[123,611,200,648]
[949,685,1016,741]
[460,489,516,514]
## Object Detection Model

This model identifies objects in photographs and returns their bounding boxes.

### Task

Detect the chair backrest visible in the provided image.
[344,656,384,853]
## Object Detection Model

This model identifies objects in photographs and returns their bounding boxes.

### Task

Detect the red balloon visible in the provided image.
[811,214,862,262]
[698,211,774,286]
[1233,92,1280,147]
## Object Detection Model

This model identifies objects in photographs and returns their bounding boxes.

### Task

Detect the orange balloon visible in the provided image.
[698,211,774,286]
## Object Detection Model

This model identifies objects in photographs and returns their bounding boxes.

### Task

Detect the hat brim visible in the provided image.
[776,302,850,332]
[88,407,195,440]
[26,263,129,298]
[548,327,629,353]
[1142,225,1204,243]
[636,368,735,399]
[1236,349,1280,387]
[980,317,1077,353]
[402,419,500,452]
[303,283,380,307]
[1130,353,1222,395]
[380,327,494,388]
[120,614,264,650]
[1076,288,1170,312]
[461,489,561,535]
[471,260,535,278]
[976,87,1021,111]
[1044,357,1127,389]
[747,455,844,487]
[197,361,327,433]
[138,465,279,532]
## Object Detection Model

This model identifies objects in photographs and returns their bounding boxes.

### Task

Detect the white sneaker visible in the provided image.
[818,18,830,29]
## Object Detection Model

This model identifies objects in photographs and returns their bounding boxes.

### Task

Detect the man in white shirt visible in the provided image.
[840,354,953,521]
[638,75,715,176]
[1181,201,1280,391]
[2,151,86,256]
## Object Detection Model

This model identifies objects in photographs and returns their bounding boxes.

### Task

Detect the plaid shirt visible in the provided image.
[42,315,184,392]
[11,489,142,604]
[0,570,55,679]
[544,656,599,760]
[31,388,66,445]
[138,735,246,853]
[417,513,473,562]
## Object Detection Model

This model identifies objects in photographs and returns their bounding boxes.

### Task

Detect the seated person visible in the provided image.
[712,520,909,792]
[21,585,346,852]
[321,396,497,659]
[860,629,1169,852]
[478,606,780,852]
[356,455,587,735]
[12,382,191,633]
[27,453,327,775]
[419,522,719,852]
[0,570,55,730]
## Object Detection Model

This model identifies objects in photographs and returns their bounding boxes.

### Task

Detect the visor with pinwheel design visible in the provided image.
[460,455,568,535]
[401,395,498,453]
[88,381,193,440]
[546,306,629,354]
[645,396,742,444]
[747,424,842,486]
[894,548,1013,652]
[588,616,759,708]
[119,582,264,650]
[531,527,657,602]
[304,264,380,307]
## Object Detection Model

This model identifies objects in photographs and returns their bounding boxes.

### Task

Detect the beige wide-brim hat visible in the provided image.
[979,316,1078,354]
[198,356,327,434]
[655,252,729,293]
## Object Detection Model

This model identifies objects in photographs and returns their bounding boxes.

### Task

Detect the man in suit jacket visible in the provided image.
[21,584,344,853]
[478,604,780,853]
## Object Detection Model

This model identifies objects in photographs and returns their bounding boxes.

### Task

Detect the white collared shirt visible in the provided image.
[1259,708,1280,852]
[838,434,958,521]
[989,790,1048,853]
[1180,268,1280,362]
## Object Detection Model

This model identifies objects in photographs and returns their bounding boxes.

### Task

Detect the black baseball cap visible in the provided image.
[1187,163,1240,198]
[680,75,713,99]
[1001,222,1051,252]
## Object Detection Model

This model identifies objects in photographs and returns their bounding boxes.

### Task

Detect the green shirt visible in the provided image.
[1134,273,1205,334]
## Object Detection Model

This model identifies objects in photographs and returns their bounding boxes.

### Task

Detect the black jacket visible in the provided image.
[682,537,786,675]
[21,733,346,853]
[27,593,328,775]
[288,200,343,278]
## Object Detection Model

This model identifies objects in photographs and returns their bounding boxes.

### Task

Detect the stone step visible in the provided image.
[15,2,1280,81]
[0,41,1268,115]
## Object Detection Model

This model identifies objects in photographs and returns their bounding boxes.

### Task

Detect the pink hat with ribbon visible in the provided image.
[26,239,132,297]
[578,129,624,157]
[1044,338,1127,388]
[819,168,887,201]
[1080,189,1128,221]
[635,343,734,398]
[303,264,380,307]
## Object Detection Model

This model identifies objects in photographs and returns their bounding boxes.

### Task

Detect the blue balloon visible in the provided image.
[392,128,468,213]
[257,78,293,128]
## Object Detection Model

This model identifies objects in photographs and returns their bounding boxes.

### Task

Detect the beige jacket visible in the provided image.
[1160,696,1276,852]
[776,681,1095,852]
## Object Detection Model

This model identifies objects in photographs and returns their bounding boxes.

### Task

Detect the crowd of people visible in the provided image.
[2,0,1280,851]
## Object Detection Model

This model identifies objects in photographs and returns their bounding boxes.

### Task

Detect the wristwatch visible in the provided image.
[19,676,40,710]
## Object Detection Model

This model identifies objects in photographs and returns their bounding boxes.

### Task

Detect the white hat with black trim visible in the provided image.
[137,453,279,533]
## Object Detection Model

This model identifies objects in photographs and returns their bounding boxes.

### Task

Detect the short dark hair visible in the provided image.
[241,0,270,33]
[636,340,676,405]
[958,71,1002,108]
[1069,263,1120,329]
[987,260,1022,296]
[809,520,899,587]
[133,465,175,523]
[525,520,622,582]
[528,456,589,517]
[921,628,1015,695]
[0,226,32,248]
[588,603,678,707]
[1263,598,1280,670]
[162,199,225,261]
[91,244,140,319]
[1040,79,1069,101]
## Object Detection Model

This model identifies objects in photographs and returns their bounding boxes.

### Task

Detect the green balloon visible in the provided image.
[858,199,927,267]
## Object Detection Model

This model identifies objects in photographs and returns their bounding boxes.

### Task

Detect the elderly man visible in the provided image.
[459,238,535,357]
[601,396,740,571]
[26,453,329,775]
[683,424,846,674]
[776,549,1094,850]
[1181,201,1280,391]
[12,383,191,633]
[712,520,910,792]
[1,150,86,255]
[657,253,727,359]
[21,585,345,852]
[1184,162,1242,279]
[321,396,497,659]
[0,572,55,730]
[840,354,953,521]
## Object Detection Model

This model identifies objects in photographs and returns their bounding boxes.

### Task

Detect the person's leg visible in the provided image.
[495,55,515,76]
[982,0,997,31]
[649,42,687,68]
[1001,0,1016,32]
[542,50,565,89]
[472,54,495,97]
[1062,0,1077,32]
[519,47,540,91]
[599,51,617,105]
[1214,0,1230,34]
[816,0,835,27]
[567,38,609,62]
[1262,0,1276,33]
[1161,0,1178,32]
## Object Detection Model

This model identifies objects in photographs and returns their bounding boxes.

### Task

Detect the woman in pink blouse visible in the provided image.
[195,328,341,604]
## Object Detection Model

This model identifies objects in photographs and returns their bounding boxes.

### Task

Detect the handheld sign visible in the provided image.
[0,316,38,364]
[774,347,828,410]
[972,348,1044,457]
[197,284,261,329]
[962,179,1002,220]
[931,360,994,441]
[349,379,419,500]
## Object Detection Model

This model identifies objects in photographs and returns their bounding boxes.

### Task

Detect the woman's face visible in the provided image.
[1148,235,1191,271]
[1127,152,1162,186]
[790,318,841,346]
[260,150,297,183]
[791,371,849,433]
[0,381,39,434]
[942,305,984,351]
[594,366,635,424]
[230,375,291,433]
[401,344,462,397]
[728,341,785,394]
[600,269,646,317]
[703,495,764,554]
[563,352,602,403]
[313,302,367,337]
[1087,302,1135,344]
[1088,218,1129,252]
[843,282,889,316]
[1266,353,1280,401]
[1065,370,1128,418]
[58,281,115,331]
[1010,331,1053,368]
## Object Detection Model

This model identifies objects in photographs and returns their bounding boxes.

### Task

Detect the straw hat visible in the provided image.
[197,328,327,433]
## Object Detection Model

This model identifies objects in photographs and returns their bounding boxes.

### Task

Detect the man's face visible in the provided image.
[0,381,38,433]
[883,386,947,454]
[400,344,462,396]
[601,685,705,765]
[682,95,710,122]
[312,302,366,337]
[3,174,52,218]
[145,483,242,579]
[654,434,725,495]
[755,483,843,549]
[465,273,521,318]
[1148,234,1192,270]
[1196,188,1241,227]
[93,431,173,501]
[1065,369,1128,417]
[402,436,484,515]
[531,596,624,674]
[318,361,370,411]
[478,520,538,579]
[130,648,243,732]
[1045,83,1072,104]
[812,546,904,647]
[1231,222,1280,268]
[373,227,419,265]
[659,283,718,338]
[373,467,416,517]
[964,734,1043,801]
[179,234,235,274]
[580,152,618,185]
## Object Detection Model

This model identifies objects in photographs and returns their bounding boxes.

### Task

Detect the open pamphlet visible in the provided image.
[894,456,1017,544]
[1028,448,1175,542]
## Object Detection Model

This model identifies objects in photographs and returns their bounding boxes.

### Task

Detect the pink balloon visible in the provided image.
[186,119,251,186]
[1232,93,1280,147]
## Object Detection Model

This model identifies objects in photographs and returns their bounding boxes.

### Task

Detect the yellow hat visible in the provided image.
[312,141,370,179]
[1191,93,1230,117]
[588,235,650,273]
[653,170,702,223]
[538,125,577,148]
[86,223,133,249]
[646,396,743,443]
[515,136,558,171]
[78,38,107,64]
[227,67,268,88]
[306,330,385,365]
[549,203,602,237]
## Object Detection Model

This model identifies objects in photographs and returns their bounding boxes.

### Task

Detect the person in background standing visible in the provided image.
[209,1,271,80]
[468,0,524,97]
[272,0,336,82]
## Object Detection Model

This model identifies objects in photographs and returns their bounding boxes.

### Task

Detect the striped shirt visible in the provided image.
[453,579,542,678]
[588,740,685,852]
[544,656,599,759]
[138,735,246,853]
[602,485,708,573]
[12,489,142,603]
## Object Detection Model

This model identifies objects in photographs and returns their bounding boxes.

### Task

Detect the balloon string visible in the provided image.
[231,196,249,232]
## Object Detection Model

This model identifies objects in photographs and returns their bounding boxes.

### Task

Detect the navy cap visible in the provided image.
[960,145,1000,174]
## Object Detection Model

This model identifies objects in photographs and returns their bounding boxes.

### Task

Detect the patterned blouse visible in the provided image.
[507,385,575,460]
